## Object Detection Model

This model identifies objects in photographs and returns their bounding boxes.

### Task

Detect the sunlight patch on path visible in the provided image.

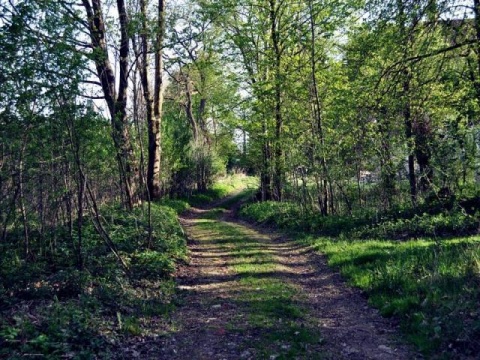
[169,208,325,359]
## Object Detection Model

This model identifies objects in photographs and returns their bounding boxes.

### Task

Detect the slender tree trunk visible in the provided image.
[473,0,480,106]
[138,0,164,200]
[116,0,136,209]
[138,0,155,199]
[82,0,137,210]
[308,0,331,214]
[261,117,272,201]
[404,72,417,204]
[184,75,200,143]
[414,114,433,192]
[269,0,283,201]
[150,0,165,198]
[197,72,211,147]
[133,66,153,247]
[77,163,85,270]
[63,156,74,261]
[183,72,211,192]
[18,140,29,261]
[397,0,417,205]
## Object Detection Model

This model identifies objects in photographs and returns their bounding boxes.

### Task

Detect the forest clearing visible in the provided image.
[1,0,480,358]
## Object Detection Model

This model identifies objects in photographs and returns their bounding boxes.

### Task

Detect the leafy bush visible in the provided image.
[240,201,369,235]
[0,298,109,359]
[354,211,479,239]
[130,250,175,280]
[158,199,191,214]
[241,201,480,240]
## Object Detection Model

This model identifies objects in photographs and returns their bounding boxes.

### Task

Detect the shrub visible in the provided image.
[130,250,175,280]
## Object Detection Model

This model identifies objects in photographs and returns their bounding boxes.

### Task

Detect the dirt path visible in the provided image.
[154,202,420,359]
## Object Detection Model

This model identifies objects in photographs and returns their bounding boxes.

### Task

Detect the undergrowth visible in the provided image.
[240,200,480,358]
[0,203,184,358]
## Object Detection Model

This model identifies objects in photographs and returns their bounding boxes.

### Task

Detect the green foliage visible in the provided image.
[0,298,109,359]
[242,200,480,357]
[241,200,480,240]
[0,201,186,358]
[158,199,191,214]
[130,250,176,280]
[184,174,258,207]
[240,201,368,235]
[4,0,480,358]
[0,173,256,357]
[354,212,479,239]
[240,201,303,227]
[92,203,187,260]
[303,236,480,356]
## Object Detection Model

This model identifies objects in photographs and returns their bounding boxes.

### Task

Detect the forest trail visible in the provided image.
[154,197,419,360]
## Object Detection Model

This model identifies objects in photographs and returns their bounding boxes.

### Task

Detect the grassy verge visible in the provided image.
[193,213,322,359]
[241,201,480,358]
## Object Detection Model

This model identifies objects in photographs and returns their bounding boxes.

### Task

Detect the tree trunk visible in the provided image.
[414,114,433,192]
[138,0,164,200]
[397,0,417,205]
[82,0,137,209]
[308,0,332,214]
[261,117,273,201]
[151,0,165,198]
[404,74,417,205]
[184,75,200,143]
[18,139,29,261]
[473,0,480,107]
[269,0,283,202]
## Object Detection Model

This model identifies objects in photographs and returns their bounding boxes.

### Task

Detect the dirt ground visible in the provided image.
[119,201,421,359]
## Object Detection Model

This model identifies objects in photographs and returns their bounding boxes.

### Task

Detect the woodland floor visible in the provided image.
[119,195,421,359]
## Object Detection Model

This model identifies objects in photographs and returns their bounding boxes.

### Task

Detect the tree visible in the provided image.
[135,0,165,199]
[167,1,240,191]
[82,0,137,209]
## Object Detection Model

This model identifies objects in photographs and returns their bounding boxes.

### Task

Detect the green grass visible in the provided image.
[186,174,258,207]
[241,201,480,357]
[192,212,322,359]
[303,235,480,355]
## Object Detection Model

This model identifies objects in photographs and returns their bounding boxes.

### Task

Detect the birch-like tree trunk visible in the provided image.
[138,0,165,199]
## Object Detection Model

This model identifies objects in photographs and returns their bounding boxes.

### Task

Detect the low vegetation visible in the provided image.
[179,174,258,207]
[0,202,185,358]
[8,0,480,358]
[240,200,480,358]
